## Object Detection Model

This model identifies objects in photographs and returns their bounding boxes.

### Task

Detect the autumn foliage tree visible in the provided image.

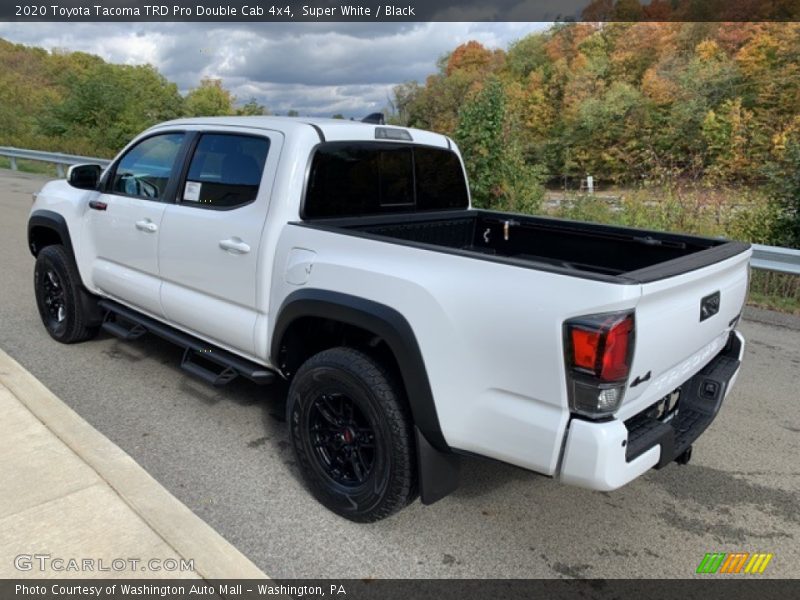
[392,23,800,242]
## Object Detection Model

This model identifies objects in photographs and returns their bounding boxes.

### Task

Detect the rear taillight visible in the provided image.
[564,311,635,418]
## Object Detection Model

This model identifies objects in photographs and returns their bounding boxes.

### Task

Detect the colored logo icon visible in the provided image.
[696,552,774,574]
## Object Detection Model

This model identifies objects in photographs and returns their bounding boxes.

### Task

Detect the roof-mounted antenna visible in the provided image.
[361,112,385,125]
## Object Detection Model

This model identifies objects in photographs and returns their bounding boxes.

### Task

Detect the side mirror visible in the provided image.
[67,164,102,190]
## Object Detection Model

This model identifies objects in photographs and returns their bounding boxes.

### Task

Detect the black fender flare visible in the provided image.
[27,209,103,326]
[272,289,460,504]
[28,209,74,258]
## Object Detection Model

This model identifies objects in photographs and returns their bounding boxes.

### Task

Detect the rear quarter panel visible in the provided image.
[270,224,640,475]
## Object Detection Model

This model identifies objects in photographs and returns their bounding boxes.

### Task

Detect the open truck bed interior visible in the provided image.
[301,210,750,284]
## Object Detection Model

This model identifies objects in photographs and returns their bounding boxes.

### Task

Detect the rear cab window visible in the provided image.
[303,142,469,219]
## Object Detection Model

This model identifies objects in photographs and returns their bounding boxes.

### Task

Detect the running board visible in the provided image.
[98,299,276,386]
[101,319,147,341]
[181,348,239,387]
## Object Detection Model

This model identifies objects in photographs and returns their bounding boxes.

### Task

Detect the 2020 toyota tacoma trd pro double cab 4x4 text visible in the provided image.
[28,117,750,522]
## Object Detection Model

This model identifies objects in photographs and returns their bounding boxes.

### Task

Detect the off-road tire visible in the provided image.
[34,245,99,344]
[287,346,418,522]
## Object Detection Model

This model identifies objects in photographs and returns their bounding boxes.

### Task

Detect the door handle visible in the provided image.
[135,219,158,233]
[219,238,251,254]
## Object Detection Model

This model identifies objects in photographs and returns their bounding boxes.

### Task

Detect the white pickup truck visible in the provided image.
[28,117,750,522]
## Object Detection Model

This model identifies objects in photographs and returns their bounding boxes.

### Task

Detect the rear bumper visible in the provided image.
[559,330,744,491]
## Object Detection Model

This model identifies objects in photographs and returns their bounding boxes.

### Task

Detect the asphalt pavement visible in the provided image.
[1,170,798,578]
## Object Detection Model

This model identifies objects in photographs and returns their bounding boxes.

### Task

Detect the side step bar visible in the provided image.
[99,299,276,386]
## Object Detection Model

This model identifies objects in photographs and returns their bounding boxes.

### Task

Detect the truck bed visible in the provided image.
[302,210,750,284]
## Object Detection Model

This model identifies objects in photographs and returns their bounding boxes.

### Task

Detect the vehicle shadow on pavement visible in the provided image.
[453,456,543,499]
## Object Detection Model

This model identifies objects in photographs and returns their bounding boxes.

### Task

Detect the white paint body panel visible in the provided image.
[157,127,284,354]
[84,193,166,317]
[560,331,746,490]
[29,116,751,492]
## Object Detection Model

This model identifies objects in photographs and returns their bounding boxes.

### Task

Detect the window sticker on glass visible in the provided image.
[183,181,201,202]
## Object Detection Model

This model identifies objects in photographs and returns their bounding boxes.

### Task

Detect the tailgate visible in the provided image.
[620,247,751,415]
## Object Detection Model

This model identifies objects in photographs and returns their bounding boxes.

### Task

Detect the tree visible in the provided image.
[286,109,299,117]
[236,97,267,115]
[39,61,183,155]
[455,79,544,213]
[184,78,235,117]
[702,98,757,182]
[387,81,421,125]
[766,126,800,247]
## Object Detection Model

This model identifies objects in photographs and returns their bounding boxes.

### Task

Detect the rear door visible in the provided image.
[84,131,186,317]
[157,130,282,357]
[622,250,750,412]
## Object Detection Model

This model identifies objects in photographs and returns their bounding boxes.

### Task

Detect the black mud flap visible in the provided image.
[415,426,461,504]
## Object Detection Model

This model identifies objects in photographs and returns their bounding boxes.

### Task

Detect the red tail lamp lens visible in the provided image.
[571,328,600,371]
[564,311,635,418]
[600,316,634,381]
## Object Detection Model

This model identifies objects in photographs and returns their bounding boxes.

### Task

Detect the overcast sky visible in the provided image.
[0,22,550,117]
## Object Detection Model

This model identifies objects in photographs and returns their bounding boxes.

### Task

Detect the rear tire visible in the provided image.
[34,245,99,344]
[287,347,418,522]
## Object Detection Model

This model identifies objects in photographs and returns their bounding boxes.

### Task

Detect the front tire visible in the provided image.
[34,245,99,344]
[287,347,417,522]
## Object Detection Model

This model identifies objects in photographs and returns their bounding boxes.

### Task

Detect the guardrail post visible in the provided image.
[56,163,65,178]
[10,157,17,171]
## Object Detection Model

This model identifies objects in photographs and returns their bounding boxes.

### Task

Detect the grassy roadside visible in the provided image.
[747,270,800,315]
[0,156,59,177]
[545,188,800,316]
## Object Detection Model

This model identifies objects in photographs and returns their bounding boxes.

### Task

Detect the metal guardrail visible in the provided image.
[0,146,110,177]
[751,244,800,276]
[1,146,799,275]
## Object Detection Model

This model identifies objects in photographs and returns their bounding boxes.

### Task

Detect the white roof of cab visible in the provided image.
[151,116,452,148]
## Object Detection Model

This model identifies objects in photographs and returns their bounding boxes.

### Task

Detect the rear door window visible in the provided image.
[180,133,270,209]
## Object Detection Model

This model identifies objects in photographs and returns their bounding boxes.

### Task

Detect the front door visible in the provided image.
[84,132,186,317]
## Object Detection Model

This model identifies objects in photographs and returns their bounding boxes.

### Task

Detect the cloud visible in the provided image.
[0,21,548,117]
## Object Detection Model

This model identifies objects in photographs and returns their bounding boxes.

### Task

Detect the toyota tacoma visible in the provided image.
[28,117,750,522]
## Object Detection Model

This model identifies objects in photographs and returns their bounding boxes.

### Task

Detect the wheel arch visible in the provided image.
[272,289,460,504]
[28,209,102,327]
[28,210,74,258]
[273,289,446,450]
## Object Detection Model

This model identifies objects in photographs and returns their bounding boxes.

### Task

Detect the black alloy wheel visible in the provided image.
[34,245,99,343]
[308,391,376,487]
[287,346,417,522]
[40,267,67,332]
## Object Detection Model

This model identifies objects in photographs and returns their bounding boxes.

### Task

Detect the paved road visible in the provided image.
[2,170,799,578]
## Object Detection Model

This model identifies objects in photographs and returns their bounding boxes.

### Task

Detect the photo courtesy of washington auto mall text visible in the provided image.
[14,583,347,598]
